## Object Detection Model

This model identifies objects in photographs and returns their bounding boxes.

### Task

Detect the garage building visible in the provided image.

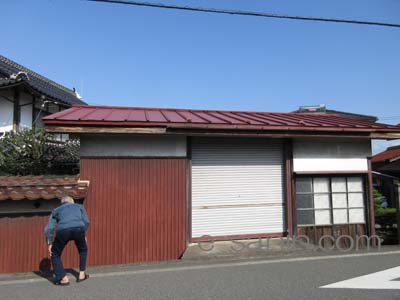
[1,105,399,272]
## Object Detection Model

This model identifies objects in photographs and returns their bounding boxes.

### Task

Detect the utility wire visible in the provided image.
[85,0,400,28]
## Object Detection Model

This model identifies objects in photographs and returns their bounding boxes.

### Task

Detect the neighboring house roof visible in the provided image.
[324,109,378,123]
[43,105,400,134]
[377,159,400,175]
[371,145,400,163]
[0,175,89,201]
[293,105,378,123]
[0,54,86,106]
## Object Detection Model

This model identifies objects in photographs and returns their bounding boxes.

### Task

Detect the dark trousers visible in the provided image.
[51,226,88,281]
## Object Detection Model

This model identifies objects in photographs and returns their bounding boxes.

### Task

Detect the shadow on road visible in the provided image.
[33,258,80,284]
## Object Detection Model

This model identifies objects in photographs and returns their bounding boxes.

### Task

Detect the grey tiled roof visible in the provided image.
[0,55,86,106]
[0,77,18,87]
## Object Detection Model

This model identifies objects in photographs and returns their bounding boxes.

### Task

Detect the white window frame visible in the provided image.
[296,176,366,227]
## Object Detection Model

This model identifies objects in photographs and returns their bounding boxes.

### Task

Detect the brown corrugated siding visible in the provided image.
[80,158,187,266]
[0,158,187,273]
[0,215,78,273]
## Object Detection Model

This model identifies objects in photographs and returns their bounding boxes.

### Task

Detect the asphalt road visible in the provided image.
[1,252,400,300]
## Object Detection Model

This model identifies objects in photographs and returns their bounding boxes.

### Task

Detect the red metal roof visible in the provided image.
[372,145,400,163]
[43,105,400,133]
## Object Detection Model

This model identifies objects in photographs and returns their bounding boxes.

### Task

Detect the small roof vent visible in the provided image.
[297,104,326,113]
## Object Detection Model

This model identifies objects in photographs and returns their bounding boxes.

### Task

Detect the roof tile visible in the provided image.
[0,55,86,106]
[0,175,89,201]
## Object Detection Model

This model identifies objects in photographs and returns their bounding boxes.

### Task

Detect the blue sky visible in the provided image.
[2,0,400,152]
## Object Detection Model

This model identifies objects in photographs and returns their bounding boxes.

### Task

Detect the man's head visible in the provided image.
[61,196,75,204]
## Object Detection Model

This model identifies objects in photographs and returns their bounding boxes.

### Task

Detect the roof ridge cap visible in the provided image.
[71,104,301,115]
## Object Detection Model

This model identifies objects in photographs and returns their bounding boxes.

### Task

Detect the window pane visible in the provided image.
[348,193,364,208]
[296,178,312,193]
[297,210,314,225]
[349,208,365,223]
[332,193,347,208]
[331,177,347,192]
[315,209,331,225]
[314,194,330,209]
[333,209,348,224]
[297,194,313,209]
[347,177,363,192]
[314,178,330,193]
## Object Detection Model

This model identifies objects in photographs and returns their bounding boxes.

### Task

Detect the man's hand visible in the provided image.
[48,244,52,256]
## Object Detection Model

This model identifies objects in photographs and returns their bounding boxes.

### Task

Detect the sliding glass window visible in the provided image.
[296,176,365,227]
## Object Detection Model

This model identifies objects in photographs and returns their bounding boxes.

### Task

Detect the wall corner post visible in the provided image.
[367,158,376,240]
[284,138,294,238]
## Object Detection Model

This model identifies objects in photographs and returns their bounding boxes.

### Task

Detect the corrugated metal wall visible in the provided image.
[0,158,187,273]
[191,138,285,238]
[80,158,187,266]
[0,215,78,273]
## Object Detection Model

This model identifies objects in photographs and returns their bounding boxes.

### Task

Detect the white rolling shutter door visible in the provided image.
[191,138,285,238]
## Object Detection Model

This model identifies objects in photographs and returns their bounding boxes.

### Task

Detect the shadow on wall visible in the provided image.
[33,258,53,281]
[39,258,51,272]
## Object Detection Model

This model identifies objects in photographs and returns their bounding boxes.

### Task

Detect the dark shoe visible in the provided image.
[77,273,89,283]
[54,279,70,286]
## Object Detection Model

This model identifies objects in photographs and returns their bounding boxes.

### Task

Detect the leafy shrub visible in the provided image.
[0,129,79,175]
[375,208,398,245]
[375,207,397,217]
[373,189,383,199]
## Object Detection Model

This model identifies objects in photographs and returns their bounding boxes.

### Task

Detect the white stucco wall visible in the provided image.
[0,91,14,133]
[80,134,187,157]
[0,91,33,133]
[293,138,372,172]
[19,92,33,129]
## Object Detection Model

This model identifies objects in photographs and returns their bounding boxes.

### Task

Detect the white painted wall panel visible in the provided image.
[191,138,285,238]
[294,158,368,172]
[19,94,33,129]
[0,92,13,133]
[293,138,371,172]
[80,134,187,157]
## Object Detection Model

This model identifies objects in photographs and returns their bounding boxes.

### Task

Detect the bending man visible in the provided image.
[44,196,90,285]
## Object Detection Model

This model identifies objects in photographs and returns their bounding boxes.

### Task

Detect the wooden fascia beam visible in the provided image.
[45,126,167,134]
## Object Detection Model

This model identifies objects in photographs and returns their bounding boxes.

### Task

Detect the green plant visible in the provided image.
[0,129,79,175]
[375,207,397,217]
[373,189,383,199]
[375,207,398,245]
[373,189,385,210]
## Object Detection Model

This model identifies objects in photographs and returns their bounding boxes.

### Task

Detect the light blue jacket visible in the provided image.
[44,203,90,244]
